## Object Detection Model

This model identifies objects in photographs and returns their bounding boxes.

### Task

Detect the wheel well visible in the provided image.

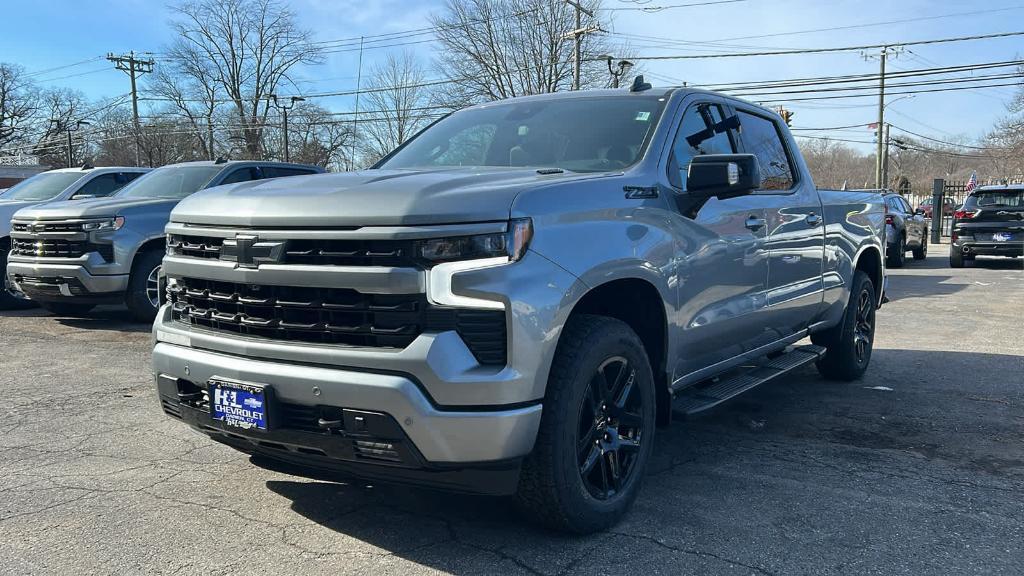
[855,247,883,293]
[135,238,166,265]
[567,278,671,426]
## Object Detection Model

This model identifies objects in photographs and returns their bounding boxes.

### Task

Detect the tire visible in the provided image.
[516,314,656,534]
[949,248,964,268]
[812,271,876,381]
[912,232,928,260]
[887,235,905,268]
[40,301,95,316]
[125,248,164,323]
[0,249,36,310]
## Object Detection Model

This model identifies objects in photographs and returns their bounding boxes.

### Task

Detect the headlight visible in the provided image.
[417,218,533,264]
[82,216,125,231]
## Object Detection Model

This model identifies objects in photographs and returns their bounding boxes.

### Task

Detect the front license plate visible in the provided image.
[210,379,269,430]
[992,232,1013,242]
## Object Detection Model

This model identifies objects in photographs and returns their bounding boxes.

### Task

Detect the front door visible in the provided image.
[664,100,773,378]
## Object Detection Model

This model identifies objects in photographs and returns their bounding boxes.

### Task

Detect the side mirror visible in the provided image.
[914,208,925,216]
[71,194,97,200]
[686,154,761,200]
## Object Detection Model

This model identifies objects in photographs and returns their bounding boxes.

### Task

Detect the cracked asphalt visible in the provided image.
[1,250,1022,575]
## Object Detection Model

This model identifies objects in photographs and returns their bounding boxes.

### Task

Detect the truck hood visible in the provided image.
[172,168,609,227]
[11,196,180,221]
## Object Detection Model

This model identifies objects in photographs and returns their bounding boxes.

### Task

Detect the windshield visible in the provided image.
[379,96,668,173]
[969,190,1024,208]
[117,165,223,199]
[0,172,87,202]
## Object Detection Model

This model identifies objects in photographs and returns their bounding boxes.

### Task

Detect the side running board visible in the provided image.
[672,344,825,417]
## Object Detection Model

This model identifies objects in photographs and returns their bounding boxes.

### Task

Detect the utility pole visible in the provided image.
[565,1,599,90]
[881,123,891,189]
[267,95,305,163]
[864,45,901,189]
[107,51,155,167]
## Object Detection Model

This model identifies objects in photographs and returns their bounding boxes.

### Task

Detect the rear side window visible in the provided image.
[262,166,318,178]
[735,110,794,191]
[669,103,735,189]
[219,167,262,185]
[73,174,123,198]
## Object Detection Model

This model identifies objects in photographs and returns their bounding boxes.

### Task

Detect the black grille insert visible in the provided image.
[11,238,88,258]
[169,277,507,364]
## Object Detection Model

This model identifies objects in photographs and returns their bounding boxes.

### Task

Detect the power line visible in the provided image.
[606,30,1024,61]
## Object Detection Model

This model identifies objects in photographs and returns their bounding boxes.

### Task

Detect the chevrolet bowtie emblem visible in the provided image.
[220,235,286,268]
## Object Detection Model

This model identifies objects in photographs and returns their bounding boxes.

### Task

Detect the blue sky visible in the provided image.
[2,0,1022,153]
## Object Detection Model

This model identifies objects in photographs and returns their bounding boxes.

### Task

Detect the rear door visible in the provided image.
[665,99,774,376]
[732,106,825,337]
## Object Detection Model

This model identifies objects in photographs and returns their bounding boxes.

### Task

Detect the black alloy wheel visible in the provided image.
[576,356,645,500]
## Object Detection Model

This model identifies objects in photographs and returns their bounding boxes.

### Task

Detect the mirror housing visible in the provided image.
[914,208,925,216]
[686,154,761,200]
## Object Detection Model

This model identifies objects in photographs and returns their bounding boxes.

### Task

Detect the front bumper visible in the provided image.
[153,342,542,468]
[6,259,128,303]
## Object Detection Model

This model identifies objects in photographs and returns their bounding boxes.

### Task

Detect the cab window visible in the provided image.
[668,103,735,190]
[73,174,123,198]
[735,110,795,191]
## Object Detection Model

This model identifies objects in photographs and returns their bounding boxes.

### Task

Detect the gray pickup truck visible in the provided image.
[1,166,150,308]
[153,84,885,533]
[7,160,322,320]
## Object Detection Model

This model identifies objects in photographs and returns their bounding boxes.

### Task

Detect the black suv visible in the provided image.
[883,190,929,267]
[950,185,1024,267]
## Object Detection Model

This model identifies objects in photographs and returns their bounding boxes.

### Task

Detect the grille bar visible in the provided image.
[168,234,420,267]
[11,238,89,258]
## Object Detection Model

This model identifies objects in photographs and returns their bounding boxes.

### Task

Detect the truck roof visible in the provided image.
[164,159,323,170]
[460,85,785,121]
[43,166,148,174]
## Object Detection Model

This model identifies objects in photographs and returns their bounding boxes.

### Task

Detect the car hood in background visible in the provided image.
[11,196,182,221]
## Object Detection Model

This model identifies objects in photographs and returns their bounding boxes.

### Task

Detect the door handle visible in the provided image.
[745,215,766,231]
[805,213,822,227]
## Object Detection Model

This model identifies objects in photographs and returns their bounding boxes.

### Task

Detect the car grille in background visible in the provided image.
[169,278,507,365]
[11,238,89,258]
[167,234,419,267]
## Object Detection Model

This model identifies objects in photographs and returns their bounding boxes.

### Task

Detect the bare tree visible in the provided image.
[166,0,322,159]
[31,88,91,168]
[430,0,614,106]
[261,101,351,169]
[0,63,39,152]
[359,51,433,163]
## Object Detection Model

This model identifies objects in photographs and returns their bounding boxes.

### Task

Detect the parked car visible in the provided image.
[950,184,1024,267]
[1,166,150,309]
[152,85,885,533]
[917,196,956,219]
[6,160,323,320]
[883,190,929,267]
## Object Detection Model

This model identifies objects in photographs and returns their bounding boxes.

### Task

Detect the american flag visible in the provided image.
[965,171,978,193]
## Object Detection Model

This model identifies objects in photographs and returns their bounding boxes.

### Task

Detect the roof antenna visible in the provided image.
[215,156,228,164]
[630,74,652,92]
[81,163,94,170]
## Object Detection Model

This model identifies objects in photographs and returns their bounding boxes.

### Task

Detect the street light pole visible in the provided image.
[603,56,634,88]
[60,119,90,168]
[268,95,305,163]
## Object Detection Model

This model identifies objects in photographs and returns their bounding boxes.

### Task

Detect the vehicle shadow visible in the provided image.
[54,306,151,333]
[261,348,1024,572]
[884,273,966,301]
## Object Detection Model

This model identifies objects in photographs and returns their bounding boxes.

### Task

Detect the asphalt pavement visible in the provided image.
[1,249,1022,575]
